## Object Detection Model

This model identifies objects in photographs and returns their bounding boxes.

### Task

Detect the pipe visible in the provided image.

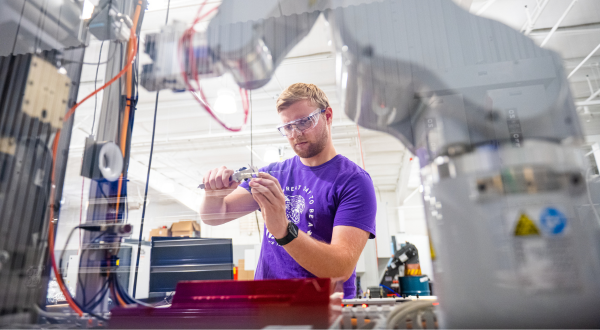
[587,75,596,95]
[475,0,497,15]
[568,42,600,79]
[529,22,600,36]
[524,5,533,29]
[576,100,600,107]
[540,0,578,47]
[586,88,600,102]
[521,0,550,35]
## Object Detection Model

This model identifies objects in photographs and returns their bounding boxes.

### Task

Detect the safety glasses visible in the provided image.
[276,109,326,138]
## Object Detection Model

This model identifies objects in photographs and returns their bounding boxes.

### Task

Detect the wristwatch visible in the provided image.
[275,222,299,246]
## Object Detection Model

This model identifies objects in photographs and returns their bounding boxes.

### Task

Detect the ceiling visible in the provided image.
[61,0,600,211]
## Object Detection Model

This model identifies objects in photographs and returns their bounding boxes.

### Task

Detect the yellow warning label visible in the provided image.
[514,213,540,236]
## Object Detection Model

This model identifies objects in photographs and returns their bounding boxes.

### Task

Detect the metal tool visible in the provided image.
[198,165,259,189]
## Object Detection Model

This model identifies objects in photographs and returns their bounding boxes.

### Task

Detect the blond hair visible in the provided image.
[276,83,330,113]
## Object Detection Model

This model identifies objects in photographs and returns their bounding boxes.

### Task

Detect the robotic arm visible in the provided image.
[380,242,424,297]
[140,0,600,327]
[141,0,581,158]
[141,0,321,91]
[387,242,420,275]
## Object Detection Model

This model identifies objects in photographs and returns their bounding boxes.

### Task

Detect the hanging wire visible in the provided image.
[91,41,105,135]
[177,1,249,132]
[10,1,27,54]
[132,0,171,298]
[33,0,51,53]
[249,90,262,242]
[356,125,366,170]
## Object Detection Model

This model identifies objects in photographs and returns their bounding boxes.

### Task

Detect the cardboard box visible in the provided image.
[170,220,201,238]
[148,226,170,241]
[237,259,255,281]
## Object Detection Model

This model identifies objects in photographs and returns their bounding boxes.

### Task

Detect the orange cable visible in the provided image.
[112,281,128,307]
[63,39,137,123]
[115,0,142,219]
[48,130,84,316]
[112,1,143,306]
[47,0,143,315]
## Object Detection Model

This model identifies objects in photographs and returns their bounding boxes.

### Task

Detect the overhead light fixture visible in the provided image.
[81,0,95,19]
[214,89,237,114]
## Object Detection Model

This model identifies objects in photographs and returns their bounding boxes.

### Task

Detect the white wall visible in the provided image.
[372,191,404,258]
[396,186,433,281]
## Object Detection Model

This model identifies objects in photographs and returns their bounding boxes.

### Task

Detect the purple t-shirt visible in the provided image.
[239,154,377,298]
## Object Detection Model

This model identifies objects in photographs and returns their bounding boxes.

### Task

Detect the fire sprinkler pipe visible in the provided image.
[540,0,578,47]
[521,0,550,35]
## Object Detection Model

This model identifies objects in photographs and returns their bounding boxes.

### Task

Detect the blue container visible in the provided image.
[400,276,431,296]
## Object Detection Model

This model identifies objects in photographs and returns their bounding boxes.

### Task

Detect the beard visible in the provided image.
[291,124,329,158]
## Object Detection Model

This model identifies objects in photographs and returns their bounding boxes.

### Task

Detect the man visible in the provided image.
[200,83,377,298]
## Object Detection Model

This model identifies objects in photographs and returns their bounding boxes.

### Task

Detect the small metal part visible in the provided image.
[81,136,124,182]
[21,56,71,128]
[141,24,216,91]
[80,223,133,236]
[88,0,132,41]
[431,156,456,183]
[198,165,259,189]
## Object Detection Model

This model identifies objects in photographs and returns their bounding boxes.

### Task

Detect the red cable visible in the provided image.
[178,2,249,132]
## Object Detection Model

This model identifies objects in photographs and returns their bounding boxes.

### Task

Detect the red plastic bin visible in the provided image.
[110,278,336,329]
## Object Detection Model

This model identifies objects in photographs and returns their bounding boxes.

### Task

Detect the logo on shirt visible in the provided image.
[285,195,305,224]
[266,184,316,246]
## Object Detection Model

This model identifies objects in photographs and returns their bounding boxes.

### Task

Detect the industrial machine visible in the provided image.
[1,0,600,328]
[0,2,87,326]
[380,242,430,298]
[0,0,145,326]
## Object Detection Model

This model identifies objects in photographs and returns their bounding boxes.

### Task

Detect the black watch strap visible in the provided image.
[275,222,299,246]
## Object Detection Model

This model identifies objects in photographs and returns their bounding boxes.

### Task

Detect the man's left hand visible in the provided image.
[248,173,288,239]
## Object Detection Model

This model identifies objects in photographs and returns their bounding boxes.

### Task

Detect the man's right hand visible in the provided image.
[200,166,259,225]
[202,166,241,191]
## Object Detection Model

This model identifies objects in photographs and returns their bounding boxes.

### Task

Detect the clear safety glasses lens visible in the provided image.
[277,110,323,138]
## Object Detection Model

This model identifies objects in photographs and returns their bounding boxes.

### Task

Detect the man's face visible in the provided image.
[279,99,330,159]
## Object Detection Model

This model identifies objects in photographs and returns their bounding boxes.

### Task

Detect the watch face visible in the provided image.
[289,223,298,237]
